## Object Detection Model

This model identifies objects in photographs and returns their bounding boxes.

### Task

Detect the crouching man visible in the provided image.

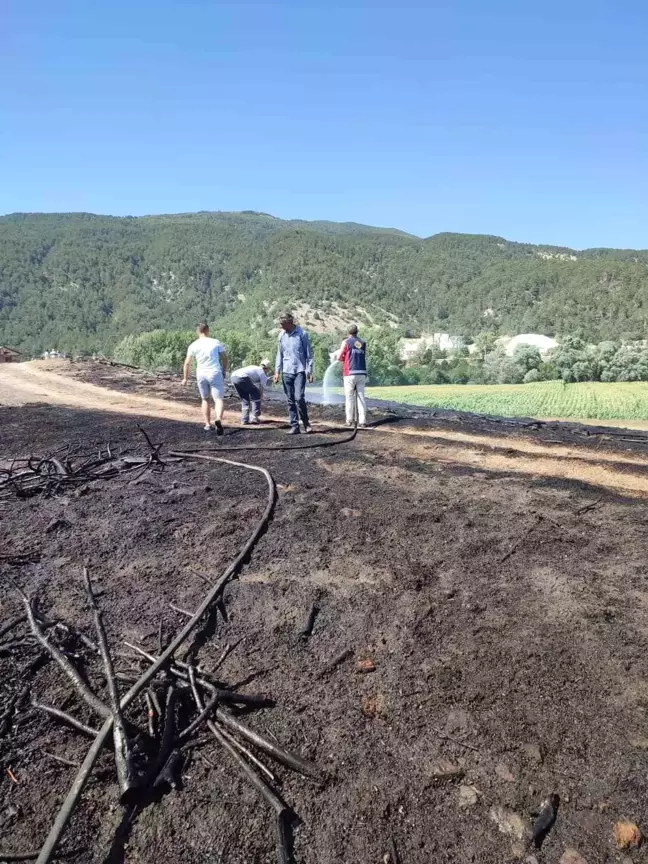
[230,360,270,425]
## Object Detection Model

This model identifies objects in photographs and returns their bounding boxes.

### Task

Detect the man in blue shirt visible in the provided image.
[273,313,314,434]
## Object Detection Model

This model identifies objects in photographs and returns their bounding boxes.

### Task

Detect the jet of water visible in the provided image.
[322,356,342,405]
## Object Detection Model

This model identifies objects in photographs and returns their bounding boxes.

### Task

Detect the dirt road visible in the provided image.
[0,360,198,421]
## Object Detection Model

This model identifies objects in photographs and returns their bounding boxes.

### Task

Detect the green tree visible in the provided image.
[113,330,193,371]
[364,329,406,386]
[482,347,524,384]
[472,331,499,361]
[513,343,542,375]
[600,344,648,381]
[549,337,595,382]
[447,359,473,384]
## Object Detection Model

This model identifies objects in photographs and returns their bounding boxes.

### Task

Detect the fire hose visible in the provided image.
[34,454,276,864]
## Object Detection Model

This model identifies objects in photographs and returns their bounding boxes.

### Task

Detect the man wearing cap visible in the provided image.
[230,360,270,425]
[273,313,314,434]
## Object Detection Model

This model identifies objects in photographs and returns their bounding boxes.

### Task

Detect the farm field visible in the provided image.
[368,379,648,421]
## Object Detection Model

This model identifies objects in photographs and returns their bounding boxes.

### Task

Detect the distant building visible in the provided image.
[0,347,22,363]
[431,332,463,352]
[498,333,558,358]
[400,333,463,362]
[400,339,425,361]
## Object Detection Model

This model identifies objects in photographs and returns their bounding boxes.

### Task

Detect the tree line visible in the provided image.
[113,327,648,387]
[112,326,407,387]
[392,335,648,386]
[3,211,648,358]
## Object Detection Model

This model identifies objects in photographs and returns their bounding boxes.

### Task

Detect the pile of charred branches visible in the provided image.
[0,432,166,502]
[0,450,317,864]
[0,566,318,863]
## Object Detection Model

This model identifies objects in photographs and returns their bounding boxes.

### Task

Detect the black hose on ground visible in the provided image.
[178,389,361,452]
[34,454,276,864]
[33,399,360,862]
[176,425,358,453]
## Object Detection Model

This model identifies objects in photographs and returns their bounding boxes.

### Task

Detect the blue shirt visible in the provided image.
[275,326,314,376]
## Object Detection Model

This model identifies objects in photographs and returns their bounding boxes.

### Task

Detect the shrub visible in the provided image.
[402,368,422,385]
[113,330,193,372]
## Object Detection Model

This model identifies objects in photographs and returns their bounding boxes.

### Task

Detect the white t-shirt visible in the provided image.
[186,337,225,379]
[230,365,268,390]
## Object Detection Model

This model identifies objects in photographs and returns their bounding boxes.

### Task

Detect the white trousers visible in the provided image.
[343,374,367,425]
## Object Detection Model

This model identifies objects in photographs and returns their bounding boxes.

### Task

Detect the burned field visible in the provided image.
[2,367,648,863]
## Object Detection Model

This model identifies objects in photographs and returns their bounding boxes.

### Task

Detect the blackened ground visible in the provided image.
[2,390,648,863]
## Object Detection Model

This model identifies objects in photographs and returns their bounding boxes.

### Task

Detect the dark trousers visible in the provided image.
[282,371,310,429]
[233,378,261,422]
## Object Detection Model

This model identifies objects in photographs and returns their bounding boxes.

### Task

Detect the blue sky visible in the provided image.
[2,0,647,248]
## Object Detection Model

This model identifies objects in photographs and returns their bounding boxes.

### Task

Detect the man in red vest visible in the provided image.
[336,325,368,427]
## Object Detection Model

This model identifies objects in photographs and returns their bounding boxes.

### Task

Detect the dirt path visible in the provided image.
[0,360,198,421]
[3,361,648,497]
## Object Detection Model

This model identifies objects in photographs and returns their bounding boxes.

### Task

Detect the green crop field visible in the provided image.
[367,380,648,422]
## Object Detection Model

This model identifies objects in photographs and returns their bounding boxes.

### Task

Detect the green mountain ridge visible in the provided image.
[1,211,647,354]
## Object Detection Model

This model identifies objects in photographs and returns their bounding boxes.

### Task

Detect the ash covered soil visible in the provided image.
[2,362,648,863]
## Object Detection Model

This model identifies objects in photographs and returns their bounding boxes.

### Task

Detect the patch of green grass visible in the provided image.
[367,380,648,421]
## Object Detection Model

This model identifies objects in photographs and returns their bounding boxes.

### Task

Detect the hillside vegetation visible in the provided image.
[369,380,648,421]
[2,211,648,356]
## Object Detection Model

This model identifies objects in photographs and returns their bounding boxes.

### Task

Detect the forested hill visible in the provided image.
[2,210,648,354]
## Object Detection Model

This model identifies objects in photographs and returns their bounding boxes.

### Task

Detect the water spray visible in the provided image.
[322,352,342,406]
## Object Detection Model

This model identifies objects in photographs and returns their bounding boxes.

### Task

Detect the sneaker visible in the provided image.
[241,420,249,426]
[249,417,260,425]
[215,421,224,436]
[203,424,212,431]
[286,427,300,435]
[304,426,313,434]
[358,423,367,428]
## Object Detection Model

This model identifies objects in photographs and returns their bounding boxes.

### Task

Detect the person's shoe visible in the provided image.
[345,421,353,427]
[286,427,300,435]
[241,420,249,426]
[358,423,367,428]
[249,417,260,425]
[304,425,313,434]
[203,424,212,431]
[215,421,224,436]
